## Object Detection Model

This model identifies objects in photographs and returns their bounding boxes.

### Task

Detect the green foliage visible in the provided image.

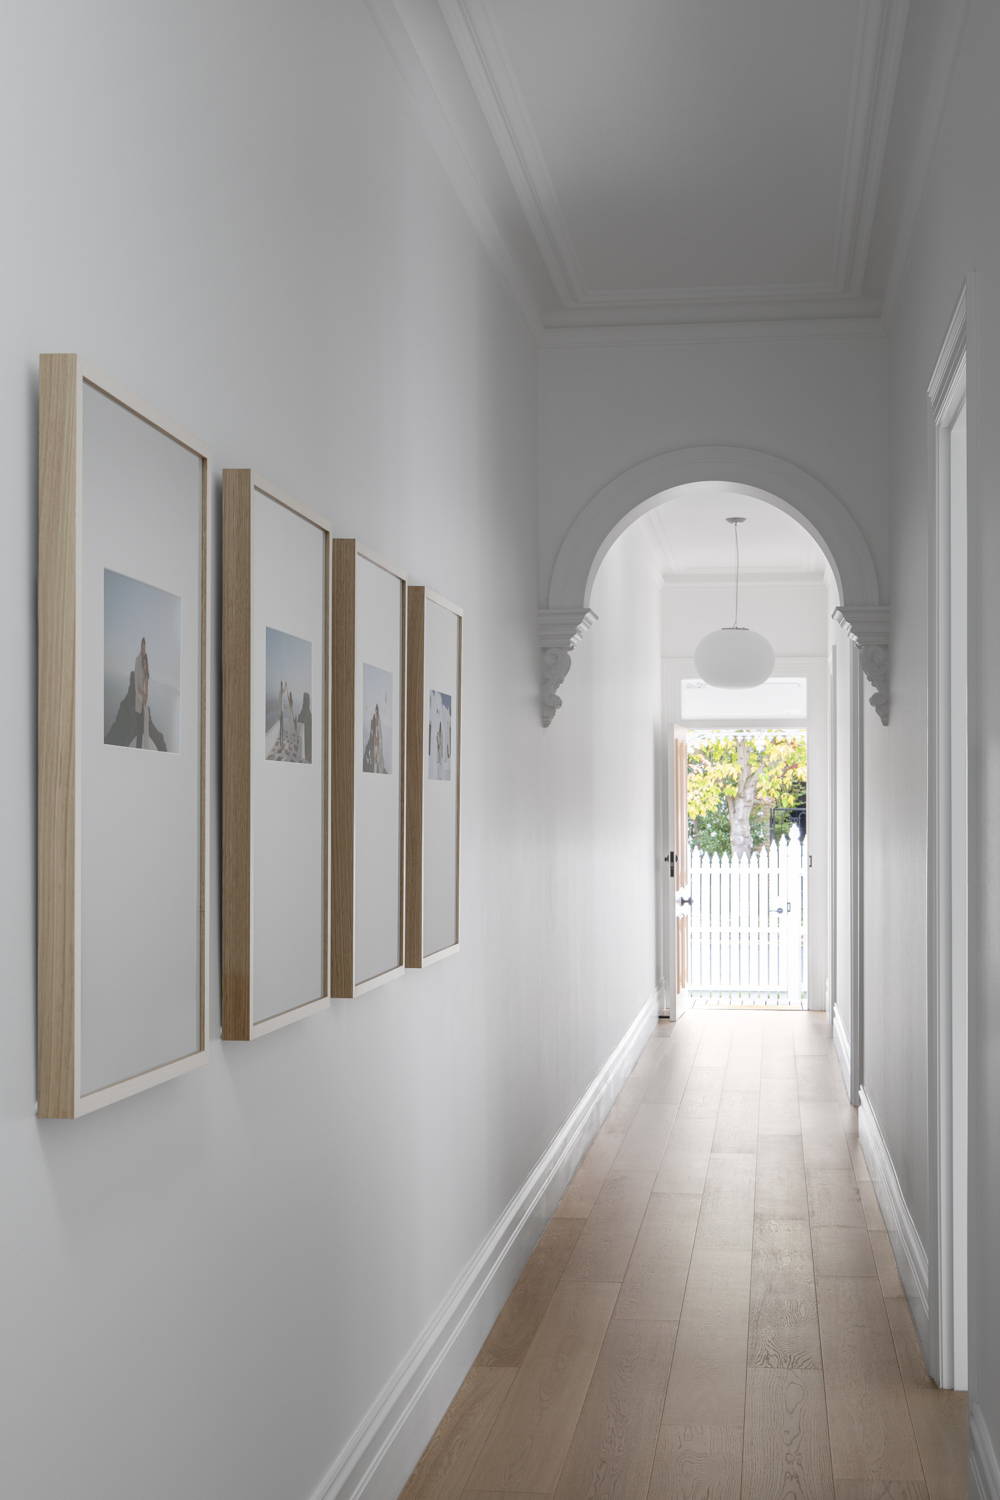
[686,732,806,857]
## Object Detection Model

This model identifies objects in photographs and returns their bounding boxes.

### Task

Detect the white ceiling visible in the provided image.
[635,484,830,579]
[380,0,965,327]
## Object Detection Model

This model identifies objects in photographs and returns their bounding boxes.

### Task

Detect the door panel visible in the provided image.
[674,728,690,1009]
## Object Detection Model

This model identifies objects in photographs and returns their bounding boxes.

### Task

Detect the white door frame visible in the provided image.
[926,282,972,1392]
[659,655,832,1018]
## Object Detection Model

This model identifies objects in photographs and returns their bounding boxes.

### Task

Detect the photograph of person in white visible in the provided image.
[103,569,181,752]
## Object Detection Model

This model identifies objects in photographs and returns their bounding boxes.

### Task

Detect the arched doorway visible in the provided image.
[540,445,888,1110]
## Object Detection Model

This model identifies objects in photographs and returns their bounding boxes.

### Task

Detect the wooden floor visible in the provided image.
[399,1009,968,1500]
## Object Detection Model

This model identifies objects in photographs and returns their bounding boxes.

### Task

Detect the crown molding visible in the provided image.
[881,0,971,324]
[539,607,596,727]
[834,603,890,724]
[541,315,887,351]
[437,0,906,326]
[543,292,883,328]
[438,0,585,304]
[364,0,544,337]
[834,0,909,295]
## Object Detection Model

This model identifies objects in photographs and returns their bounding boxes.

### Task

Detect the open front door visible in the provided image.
[670,727,691,1015]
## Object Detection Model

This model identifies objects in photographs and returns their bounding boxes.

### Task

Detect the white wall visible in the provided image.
[877,0,1000,1445]
[661,577,831,658]
[538,326,890,605]
[0,4,662,1497]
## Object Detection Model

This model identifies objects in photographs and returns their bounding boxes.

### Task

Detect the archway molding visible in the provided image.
[540,444,889,726]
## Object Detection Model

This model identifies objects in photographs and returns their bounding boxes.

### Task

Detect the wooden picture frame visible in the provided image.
[37,355,209,1116]
[330,541,408,997]
[405,588,463,967]
[221,471,331,1039]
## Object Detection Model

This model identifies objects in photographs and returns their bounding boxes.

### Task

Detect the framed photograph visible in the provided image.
[221,471,331,1039]
[37,356,209,1116]
[405,589,463,966]
[330,541,407,997]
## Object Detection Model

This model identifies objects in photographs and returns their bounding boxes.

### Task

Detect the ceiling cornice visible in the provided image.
[364,0,544,336]
[834,0,909,295]
[880,0,971,323]
[541,315,887,351]
[437,0,909,326]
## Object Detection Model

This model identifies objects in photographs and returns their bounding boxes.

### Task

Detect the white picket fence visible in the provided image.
[685,827,808,1007]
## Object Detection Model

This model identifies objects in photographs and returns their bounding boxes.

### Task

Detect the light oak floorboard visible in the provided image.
[833,1482,929,1498]
[552,1317,677,1500]
[661,1249,752,1427]
[807,1169,868,1230]
[743,1366,835,1500]
[648,1424,743,1500]
[759,1078,802,1136]
[400,1012,968,1500]
[476,1218,585,1368]
[713,1089,760,1152]
[617,1192,701,1321]
[859,1180,887,1231]
[868,1232,905,1300]
[695,1152,756,1252]
[811,1226,879,1279]
[467,1280,620,1494]
[817,1277,923,1483]
[562,1171,656,1283]
[756,1135,809,1219]
[884,1298,969,1500]
[554,1133,624,1219]
[399,1366,517,1500]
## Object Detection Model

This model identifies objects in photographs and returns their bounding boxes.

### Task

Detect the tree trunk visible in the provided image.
[726,738,759,859]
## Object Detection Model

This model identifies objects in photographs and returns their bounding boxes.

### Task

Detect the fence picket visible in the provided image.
[686,834,807,1007]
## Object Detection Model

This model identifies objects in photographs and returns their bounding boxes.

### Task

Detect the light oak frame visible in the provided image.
[221,470,332,1039]
[405,587,463,968]
[330,540,408,997]
[37,355,210,1117]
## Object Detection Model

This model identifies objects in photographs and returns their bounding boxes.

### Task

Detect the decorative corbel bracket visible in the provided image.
[539,607,597,727]
[833,604,890,726]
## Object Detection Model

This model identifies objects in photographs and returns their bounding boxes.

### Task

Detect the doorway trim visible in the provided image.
[927,280,972,1391]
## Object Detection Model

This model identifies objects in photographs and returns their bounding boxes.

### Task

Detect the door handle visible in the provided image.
[678,895,693,907]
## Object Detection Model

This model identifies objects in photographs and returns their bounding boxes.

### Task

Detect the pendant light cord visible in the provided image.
[732,521,741,628]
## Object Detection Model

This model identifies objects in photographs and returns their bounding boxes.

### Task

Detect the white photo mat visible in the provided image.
[354,554,406,987]
[251,485,328,1024]
[38,356,209,1116]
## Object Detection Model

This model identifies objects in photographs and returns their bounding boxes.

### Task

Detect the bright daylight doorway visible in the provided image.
[678,717,808,1011]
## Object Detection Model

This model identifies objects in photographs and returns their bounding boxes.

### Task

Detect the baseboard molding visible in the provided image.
[832,1004,851,1096]
[971,1402,1000,1500]
[310,990,660,1500]
[858,1086,930,1350]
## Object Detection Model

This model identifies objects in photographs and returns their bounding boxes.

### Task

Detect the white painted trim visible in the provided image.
[832,1003,851,1096]
[926,280,972,1391]
[834,0,909,295]
[881,1,972,323]
[548,448,883,617]
[363,0,543,337]
[858,1086,930,1348]
[971,1402,1000,1500]
[309,992,659,1500]
[439,0,902,325]
[543,317,886,347]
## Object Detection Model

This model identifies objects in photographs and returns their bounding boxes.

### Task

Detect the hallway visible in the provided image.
[400,1011,967,1499]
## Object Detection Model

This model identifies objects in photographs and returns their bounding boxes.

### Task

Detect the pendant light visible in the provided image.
[693,517,775,688]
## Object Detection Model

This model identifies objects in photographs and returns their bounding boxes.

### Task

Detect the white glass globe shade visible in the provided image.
[693,627,775,689]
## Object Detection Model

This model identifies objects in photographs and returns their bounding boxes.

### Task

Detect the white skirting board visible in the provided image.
[971,1402,1000,1500]
[832,1003,850,1097]
[309,990,660,1500]
[858,1086,930,1351]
